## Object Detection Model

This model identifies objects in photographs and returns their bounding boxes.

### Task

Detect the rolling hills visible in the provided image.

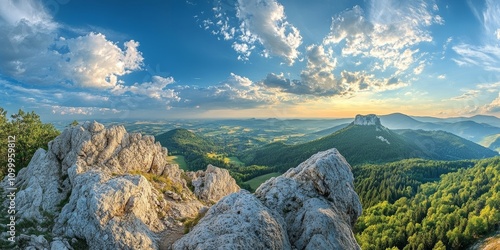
[379,113,500,143]
[241,115,498,171]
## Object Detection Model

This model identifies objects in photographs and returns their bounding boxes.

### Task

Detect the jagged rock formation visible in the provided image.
[256,149,362,249]
[173,191,291,250]
[187,164,240,204]
[353,114,381,126]
[1,122,362,249]
[0,122,236,249]
[175,148,362,250]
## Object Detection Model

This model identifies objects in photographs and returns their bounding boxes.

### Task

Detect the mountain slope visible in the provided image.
[242,116,424,171]
[155,128,222,170]
[156,128,219,155]
[396,129,498,160]
[435,120,500,142]
[413,114,500,127]
[242,115,497,171]
[380,113,440,130]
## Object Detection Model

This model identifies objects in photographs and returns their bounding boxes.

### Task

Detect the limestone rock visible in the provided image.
[173,191,291,250]
[53,173,163,249]
[187,164,240,204]
[255,148,362,250]
[353,114,381,126]
[0,121,202,250]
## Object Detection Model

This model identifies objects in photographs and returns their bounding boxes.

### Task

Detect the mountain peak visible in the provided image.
[353,114,381,126]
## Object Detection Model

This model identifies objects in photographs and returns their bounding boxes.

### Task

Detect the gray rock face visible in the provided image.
[0,121,207,249]
[172,191,291,250]
[255,148,362,250]
[176,148,362,250]
[353,114,381,126]
[187,164,240,204]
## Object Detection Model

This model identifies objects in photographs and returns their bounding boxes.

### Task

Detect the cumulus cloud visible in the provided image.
[56,33,144,88]
[0,0,144,88]
[200,0,302,64]
[175,73,287,109]
[235,0,302,64]
[324,0,440,75]
[112,75,178,101]
[261,44,408,97]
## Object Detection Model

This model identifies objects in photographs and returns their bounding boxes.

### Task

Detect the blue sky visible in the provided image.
[1,0,500,121]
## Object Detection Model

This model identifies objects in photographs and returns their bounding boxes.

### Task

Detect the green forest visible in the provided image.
[355,157,500,249]
[155,128,276,189]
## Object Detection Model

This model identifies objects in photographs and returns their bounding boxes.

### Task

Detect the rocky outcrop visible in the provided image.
[187,164,240,204]
[1,121,362,249]
[353,114,381,126]
[0,121,214,249]
[177,148,362,250]
[256,148,362,249]
[173,191,290,250]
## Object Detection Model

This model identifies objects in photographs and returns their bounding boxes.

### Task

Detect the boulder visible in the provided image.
[173,191,290,250]
[255,148,362,250]
[187,164,240,204]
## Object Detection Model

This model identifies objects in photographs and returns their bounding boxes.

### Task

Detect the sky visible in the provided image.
[1,0,500,121]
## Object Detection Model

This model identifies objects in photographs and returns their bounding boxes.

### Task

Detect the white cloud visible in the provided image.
[261,45,408,97]
[174,73,291,109]
[236,0,302,65]
[111,76,178,101]
[201,0,302,64]
[0,0,144,89]
[453,44,500,71]
[324,0,440,75]
[437,74,446,79]
[482,92,500,113]
[300,45,338,93]
[57,33,144,88]
[450,89,480,101]
[0,0,55,28]
[51,106,121,116]
[453,0,500,71]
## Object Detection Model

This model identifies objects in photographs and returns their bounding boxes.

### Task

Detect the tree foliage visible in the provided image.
[355,157,500,250]
[0,108,60,178]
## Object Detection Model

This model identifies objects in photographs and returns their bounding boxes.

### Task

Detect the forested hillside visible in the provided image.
[241,123,497,172]
[353,159,475,207]
[155,128,223,170]
[396,129,498,160]
[241,124,423,171]
[355,157,500,250]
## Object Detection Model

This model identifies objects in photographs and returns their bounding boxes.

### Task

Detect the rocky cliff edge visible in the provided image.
[1,121,362,250]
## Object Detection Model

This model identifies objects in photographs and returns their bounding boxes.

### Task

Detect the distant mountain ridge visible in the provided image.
[242,114,498,171]
[379,113,500,143]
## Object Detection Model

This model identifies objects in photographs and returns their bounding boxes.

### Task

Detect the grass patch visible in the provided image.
[206,153,245,167]
[228,156,245,167]
[183,209,208,234]
[243,172,281,191]
[166,155,188,170]
[129,170,183,195]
